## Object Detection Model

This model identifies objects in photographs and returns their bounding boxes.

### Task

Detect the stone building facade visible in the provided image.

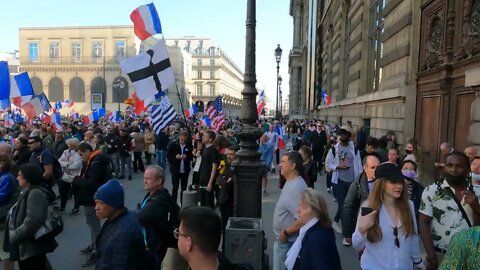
[416,0,480,180]
[290,0,421,145]
[18,26,192,115]
[166,38,244,117]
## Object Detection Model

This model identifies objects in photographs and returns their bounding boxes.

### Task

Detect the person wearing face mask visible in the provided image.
[401,160,424,218]
[419,152,480,269]
[470,156,480,196]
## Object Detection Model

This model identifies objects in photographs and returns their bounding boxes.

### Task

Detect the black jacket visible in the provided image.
[218,162,234,206]
[52,138,68,160]
[13,146,30,167]
[136,189,174,254]
[342,172,370,238]
[105,133,120,154]
[166,142,193,175]
[118,136,132,157]
[73,152,112,206]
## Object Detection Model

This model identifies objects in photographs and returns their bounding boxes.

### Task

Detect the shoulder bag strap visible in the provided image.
[443,187,472,227]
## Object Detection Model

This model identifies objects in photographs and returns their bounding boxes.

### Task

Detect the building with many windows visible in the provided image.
[290,0,420,145]
[165,37,244,117]
[18,26,191,115]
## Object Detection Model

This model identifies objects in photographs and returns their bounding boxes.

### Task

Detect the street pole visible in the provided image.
[233,0,264,218]
[274,44,282,120]
[279,77,282,117]
[117,89,121,112]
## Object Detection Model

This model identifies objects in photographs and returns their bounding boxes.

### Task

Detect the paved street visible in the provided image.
[44,164,360,270]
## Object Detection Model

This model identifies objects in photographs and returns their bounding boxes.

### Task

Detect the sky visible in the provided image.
[0,0,293,108]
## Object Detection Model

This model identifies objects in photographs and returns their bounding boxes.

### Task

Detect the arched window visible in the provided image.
[472,0,480,33]
[69,77,85,102]
[48,77,64,102]
[91,77,106,107]
[430,18,443,51]
[30,77,43,95]
[112,77,129,103]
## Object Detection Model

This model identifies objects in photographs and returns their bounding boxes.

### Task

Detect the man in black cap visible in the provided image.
[325,128,362,234]
[28,136,54,185]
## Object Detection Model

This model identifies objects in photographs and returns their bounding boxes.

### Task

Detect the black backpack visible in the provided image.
[164,196,180,248]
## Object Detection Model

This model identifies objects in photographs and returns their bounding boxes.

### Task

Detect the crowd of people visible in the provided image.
[0,114,478,270]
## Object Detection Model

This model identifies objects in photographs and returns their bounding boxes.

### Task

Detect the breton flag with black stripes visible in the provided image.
[150,95,177,135]
[120,39,175,100]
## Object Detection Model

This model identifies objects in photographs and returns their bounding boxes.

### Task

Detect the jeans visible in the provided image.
[326,171,333,189]
[273,240,293,270]
[199,188,215,209]
[107,152,120,175]
[18,254,49,270]
[333,179,352,222]
[119,155,132,177]
[156,150,166,169]
[83,206,101,250]
[172,171,189,204]
[133,152,145,172]
[58,180,72,210]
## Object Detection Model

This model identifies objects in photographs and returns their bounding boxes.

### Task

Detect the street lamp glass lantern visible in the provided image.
[274,44,282,63]
[278,76,282,83]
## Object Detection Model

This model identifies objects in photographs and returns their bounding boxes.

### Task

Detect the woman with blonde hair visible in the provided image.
[58,137,82,214]
[353,163,424,270]
[284,188,341,270]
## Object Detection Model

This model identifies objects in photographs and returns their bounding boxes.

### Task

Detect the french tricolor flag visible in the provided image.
[184,104,198,118]
[83,114,95,125]
[321,89,332,106]
[64,99,75,108]
[130,3,162,41]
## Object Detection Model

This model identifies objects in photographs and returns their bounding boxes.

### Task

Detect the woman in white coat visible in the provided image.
[58,137,82,213]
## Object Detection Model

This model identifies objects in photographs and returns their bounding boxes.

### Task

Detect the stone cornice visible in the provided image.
[19,66,121,72]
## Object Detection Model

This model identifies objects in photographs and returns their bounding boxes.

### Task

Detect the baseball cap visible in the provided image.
[375,163,405,182]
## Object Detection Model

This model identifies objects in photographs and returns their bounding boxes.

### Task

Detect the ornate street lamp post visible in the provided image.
[233,0,265,218]
[278,75,282,118]
[274,44,282,120]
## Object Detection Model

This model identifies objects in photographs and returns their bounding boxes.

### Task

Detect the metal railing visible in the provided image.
[19,56,128,65]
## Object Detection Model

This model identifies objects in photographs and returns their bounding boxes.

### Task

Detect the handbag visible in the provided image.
[34,205,64,241]
[148,144,156,155]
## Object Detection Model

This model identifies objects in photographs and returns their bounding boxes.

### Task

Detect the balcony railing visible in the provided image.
[19,56,129,65]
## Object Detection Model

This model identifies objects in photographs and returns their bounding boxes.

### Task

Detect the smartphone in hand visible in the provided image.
[361,207,373,216]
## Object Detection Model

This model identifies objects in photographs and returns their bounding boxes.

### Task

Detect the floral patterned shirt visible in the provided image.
[439,226,480,270]
[419,180,475,250]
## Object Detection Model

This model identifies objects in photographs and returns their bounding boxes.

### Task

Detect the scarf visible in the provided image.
[284,217,318,270]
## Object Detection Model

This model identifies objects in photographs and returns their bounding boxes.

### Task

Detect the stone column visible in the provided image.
[293,0,302,47]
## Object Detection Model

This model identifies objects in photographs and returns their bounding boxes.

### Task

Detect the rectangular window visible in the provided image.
[197,71,202,79]
[196,84,203,95]
[210,71,215,79]
[71,41,82,63]
[29,42,39,62]
[210,59,215,66]
[115,40,126,62]
[197,58,202,66]
[367,0,385,93]
[209,84,215,96]
[49,41,60,63]
[92,41,104,62]
[342,16,351,100]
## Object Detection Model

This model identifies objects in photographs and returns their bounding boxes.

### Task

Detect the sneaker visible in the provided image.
[81,253,96,268]
[342,238,352,246]
[332,221,342,234]
[80,246,94,255]
[69,208,80,217]
[332,198,337,202]
[326,188,331,193]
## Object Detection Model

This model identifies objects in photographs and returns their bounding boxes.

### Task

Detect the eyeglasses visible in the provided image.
[393,226,400,248]
[173,228,188,240]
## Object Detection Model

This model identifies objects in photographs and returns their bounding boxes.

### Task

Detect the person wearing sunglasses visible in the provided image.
[352,163,424,270]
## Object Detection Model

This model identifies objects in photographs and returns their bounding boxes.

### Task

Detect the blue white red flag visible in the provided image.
[9,72,34,107]
[184,103,198,118]
[130,3,162,41]
[321,89,332,106]
[257,89,266,118]
[64,99,75,108]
